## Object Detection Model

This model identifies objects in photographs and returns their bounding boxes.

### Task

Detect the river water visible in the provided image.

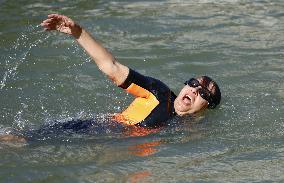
[0,0,283,182]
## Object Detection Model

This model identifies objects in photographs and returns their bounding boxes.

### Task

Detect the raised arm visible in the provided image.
[41,14,129,85]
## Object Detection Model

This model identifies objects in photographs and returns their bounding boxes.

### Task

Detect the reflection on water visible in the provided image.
[128,140,162,157]
[1,0,284,182]
[127,170,151,183]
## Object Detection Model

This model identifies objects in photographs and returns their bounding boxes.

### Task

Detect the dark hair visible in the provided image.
[199,76,221,109]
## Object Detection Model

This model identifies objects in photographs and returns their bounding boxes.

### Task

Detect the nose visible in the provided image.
[190,86,201,96]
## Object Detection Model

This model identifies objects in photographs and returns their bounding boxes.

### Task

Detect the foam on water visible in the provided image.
[1,0,284,182]
[0,25,49,90]
[0,23,99,132]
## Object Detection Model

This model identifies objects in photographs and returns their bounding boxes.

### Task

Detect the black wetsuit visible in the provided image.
[118,69,177,128]
[18,69,177,140]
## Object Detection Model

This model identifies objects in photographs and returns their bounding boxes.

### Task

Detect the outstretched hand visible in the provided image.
[41,14,82,38]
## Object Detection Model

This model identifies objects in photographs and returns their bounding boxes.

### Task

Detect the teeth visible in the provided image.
[185,95,192,101]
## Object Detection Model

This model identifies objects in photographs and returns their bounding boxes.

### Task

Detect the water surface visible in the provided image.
[0,0,284,182]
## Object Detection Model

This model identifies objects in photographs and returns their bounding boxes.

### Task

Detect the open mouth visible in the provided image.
[182,94,192,105]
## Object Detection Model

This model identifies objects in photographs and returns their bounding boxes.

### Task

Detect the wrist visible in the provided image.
[72,24,82,39]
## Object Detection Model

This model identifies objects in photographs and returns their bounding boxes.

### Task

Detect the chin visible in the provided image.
[175,107,193,116]
[177,111,192,116]
[174,102,192,116]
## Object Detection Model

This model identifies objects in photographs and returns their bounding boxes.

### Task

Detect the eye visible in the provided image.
[191,80,200,87]
[199,89,210,100]
[194,83,200,87]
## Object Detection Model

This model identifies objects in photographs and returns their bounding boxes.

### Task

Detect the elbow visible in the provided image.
[97,58,129,86]
[97,59,119,83]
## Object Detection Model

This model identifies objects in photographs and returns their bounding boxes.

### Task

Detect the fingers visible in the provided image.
[41,14,74,29]
[59,15,75,27]
[65,19,75,27]
[41,14,79,36]
[40,19,56,30]
[47,13,61,19]
[41,19,53,27]
[47,14,71,23]
[41,14,63,31]
[42,18,54,24]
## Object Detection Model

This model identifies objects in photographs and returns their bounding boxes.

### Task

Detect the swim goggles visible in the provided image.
[184,78,215,108]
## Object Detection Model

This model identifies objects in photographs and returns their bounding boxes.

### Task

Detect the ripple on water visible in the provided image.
[1,0,284,182]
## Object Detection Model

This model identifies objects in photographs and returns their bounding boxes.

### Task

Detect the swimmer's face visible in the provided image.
[174,77,213,116]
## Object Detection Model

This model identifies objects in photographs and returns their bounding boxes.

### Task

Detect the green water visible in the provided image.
[0,0,284,182]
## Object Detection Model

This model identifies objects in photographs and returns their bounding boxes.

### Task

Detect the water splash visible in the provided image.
[0,24,49,90]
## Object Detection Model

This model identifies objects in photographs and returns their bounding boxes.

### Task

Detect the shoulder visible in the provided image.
[120,69,173,93]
